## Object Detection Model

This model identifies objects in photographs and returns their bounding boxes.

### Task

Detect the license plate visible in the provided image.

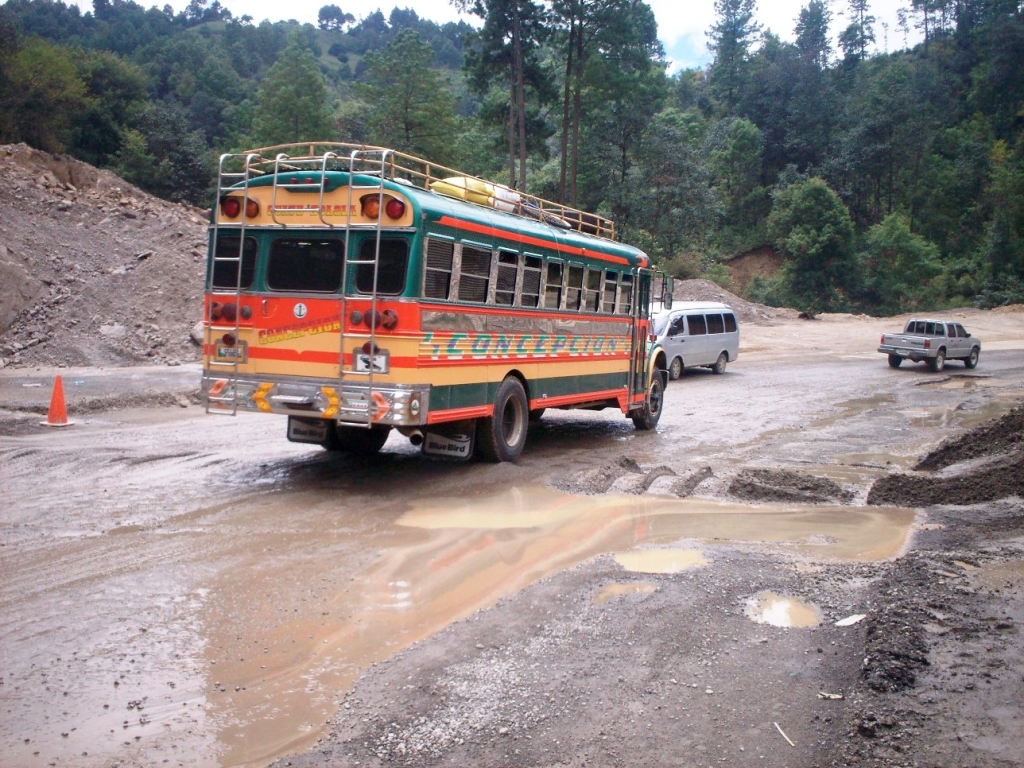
[215,341,248,363]
[896,348,910,356]
[355,351,389,373]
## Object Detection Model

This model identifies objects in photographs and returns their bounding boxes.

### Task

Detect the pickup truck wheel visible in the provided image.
[669,357,683,380]
[927,349,946,372]
[711,352,728,375]
[887,354,902,368]
[964,347,979,369]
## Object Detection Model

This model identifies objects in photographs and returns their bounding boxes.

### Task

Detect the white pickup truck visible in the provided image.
[878,319,981,371]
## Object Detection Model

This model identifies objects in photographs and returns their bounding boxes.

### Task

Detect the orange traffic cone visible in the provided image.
[40,374,73,427]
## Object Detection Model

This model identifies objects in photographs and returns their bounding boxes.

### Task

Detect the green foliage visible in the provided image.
[0,37,88,152]
[860,212,943,313]
[252,30,335,146]
[767,177,858,310]
[355,29,459,164]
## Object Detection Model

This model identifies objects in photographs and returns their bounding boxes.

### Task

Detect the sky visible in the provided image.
[69,0,920,71]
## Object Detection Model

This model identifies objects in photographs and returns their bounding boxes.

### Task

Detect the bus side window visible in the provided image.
[544,261,563,309]
[424,238,454,299]
[583,268,602,312]
[521,255,542,307]
[458,245,491,303]
[618,273,633,314]
[355,238,408,295]
[602,271,618,313]
[566,265,585,311]
[495,251,519,306]
[724,313,737,332]
[688,315,707,335]
[707,313,724,334]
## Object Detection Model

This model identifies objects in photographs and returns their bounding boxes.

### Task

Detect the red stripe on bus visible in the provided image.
[426,405,492,423]
[435,216,636,266]
[530,388,627,409]
[416,354,630,367]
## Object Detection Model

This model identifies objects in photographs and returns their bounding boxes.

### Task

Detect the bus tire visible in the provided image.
[324,423,391,454]
[476,377,529,462]
[631,371,664,431]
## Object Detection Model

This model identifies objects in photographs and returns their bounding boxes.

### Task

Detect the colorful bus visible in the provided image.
[202,143,670,461]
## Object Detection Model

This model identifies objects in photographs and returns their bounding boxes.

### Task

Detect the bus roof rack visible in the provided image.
[228,142,617,241]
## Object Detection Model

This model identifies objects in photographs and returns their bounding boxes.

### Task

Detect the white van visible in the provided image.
[652,301,740,380]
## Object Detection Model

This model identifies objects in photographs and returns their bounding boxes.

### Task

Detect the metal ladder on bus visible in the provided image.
[205,152,260,415]
[334,147,392,428]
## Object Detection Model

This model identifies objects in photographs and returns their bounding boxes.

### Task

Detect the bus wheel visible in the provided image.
[324,424,392,454]
[631,371,664,431]
[476,377,529,462]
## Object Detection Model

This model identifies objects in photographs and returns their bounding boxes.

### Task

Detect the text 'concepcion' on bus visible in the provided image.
[201,142,672,462]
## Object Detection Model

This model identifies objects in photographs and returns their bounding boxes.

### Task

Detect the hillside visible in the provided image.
[0,144,208,368]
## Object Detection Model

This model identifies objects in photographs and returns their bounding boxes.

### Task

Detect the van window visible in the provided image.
[688,315,707,335]
[707,314,725,334]
[669,316,685,336]
[724,313,737,332]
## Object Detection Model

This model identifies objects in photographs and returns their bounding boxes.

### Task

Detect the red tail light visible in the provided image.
[245,198,260,218]
[221,197,241,218]
[210,301,223,321]
[221,333,236,347]
[924,340,931,349]
[385,198,406,219]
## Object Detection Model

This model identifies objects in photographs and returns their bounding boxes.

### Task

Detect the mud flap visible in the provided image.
[287,416,330,445]
[421,420,475,461]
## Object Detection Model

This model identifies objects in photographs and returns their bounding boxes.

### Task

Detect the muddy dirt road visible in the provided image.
[2,309,1023,768]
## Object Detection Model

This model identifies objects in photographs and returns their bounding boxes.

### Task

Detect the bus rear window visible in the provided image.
[356,238,409,295]
[211,236,257,289]
[267,238,344,292]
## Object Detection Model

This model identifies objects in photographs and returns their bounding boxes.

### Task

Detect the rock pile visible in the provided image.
[0,144,209,368]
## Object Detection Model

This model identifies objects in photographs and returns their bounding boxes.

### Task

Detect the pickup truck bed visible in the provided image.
[878,319,980,372]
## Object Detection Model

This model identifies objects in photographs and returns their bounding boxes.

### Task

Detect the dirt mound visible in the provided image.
[867,405,1024,506]
[0,144,209,368]
[723,246,784,295]
[915,404,1024,471]
[671,278,794,325]
[729,468,855,504]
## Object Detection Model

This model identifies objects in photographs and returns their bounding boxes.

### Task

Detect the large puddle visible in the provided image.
[3,484,916,768]
[201,486,914,765]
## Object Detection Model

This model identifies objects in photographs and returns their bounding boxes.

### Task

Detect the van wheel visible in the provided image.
[964,347,979,369]
[711,352,728,375]
[324,424,391,454]
[668,357,683,381]
[476,377,529,462]
[887,354,902,368]
[631,371,664,430]
[927,349,946,372]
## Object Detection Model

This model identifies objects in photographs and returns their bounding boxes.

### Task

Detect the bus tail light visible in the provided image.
[245,198,260,218]
[210,302,223,321]
[385,198,405,219]
[220,197,241,218]
[221,333,236,347]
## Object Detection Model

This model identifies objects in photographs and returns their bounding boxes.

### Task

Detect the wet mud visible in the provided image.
[729,468,855,504]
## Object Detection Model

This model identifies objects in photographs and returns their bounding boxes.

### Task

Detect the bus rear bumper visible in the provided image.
[201,373,430,426]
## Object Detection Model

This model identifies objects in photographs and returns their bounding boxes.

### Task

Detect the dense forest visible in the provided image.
[1,0,1022,313]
